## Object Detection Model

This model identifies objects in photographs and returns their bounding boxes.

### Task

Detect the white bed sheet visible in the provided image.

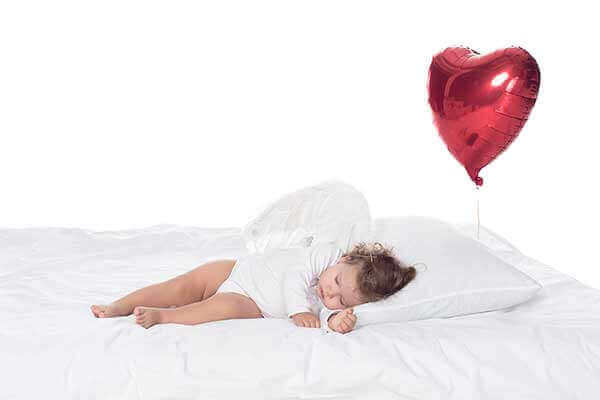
[1,224,599,399]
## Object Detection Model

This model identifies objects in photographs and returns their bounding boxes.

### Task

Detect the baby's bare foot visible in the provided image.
[90,303,130,318]
[134,306,168,329]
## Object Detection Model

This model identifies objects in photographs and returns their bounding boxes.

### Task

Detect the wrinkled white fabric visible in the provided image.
[1,224,600,399]
[242,180,372,254]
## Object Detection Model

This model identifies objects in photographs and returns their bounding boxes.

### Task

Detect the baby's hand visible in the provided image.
[291,312,320,328]
[328,308,356,334]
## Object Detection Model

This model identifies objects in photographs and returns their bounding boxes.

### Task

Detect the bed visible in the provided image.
[1,222,599,399]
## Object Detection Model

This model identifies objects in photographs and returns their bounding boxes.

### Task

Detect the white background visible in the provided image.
[1,1,598,288]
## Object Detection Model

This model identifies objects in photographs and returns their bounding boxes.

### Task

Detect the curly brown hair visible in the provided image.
[342,241,417,303]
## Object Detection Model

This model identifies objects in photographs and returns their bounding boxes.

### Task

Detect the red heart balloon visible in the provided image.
[427,46,540,186]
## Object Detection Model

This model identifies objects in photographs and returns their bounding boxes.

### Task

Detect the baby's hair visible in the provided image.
[342,241,417,303]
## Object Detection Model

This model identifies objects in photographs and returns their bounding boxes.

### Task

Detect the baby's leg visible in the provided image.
[134,293,263,329]
[91,259,236,318]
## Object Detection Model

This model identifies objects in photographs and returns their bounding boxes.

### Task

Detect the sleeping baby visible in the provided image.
[91,241,416,334]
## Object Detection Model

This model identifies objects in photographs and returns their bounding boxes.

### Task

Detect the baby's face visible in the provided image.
[317,256,365,310]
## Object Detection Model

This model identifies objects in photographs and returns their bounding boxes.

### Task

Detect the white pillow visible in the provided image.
[242,180,371,253]
[353,216,542,327]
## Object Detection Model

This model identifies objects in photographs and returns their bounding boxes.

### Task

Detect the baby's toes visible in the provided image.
[91,305,105,318]
[135,310,145,322]
[138,317,151,328]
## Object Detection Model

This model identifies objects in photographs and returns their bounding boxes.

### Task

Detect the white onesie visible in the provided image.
[216,242,344,333]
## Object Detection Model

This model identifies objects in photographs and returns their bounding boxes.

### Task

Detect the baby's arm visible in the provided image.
[284,242,345,330]
[283,269,313,317]
[283,268,322,328]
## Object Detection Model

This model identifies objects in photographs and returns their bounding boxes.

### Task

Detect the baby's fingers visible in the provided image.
[340,320,350,331]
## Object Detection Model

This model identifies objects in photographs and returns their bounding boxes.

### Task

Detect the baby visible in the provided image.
[91,241,416,334]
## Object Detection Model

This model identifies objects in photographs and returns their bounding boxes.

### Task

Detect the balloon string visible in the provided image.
[475,185,480,240]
